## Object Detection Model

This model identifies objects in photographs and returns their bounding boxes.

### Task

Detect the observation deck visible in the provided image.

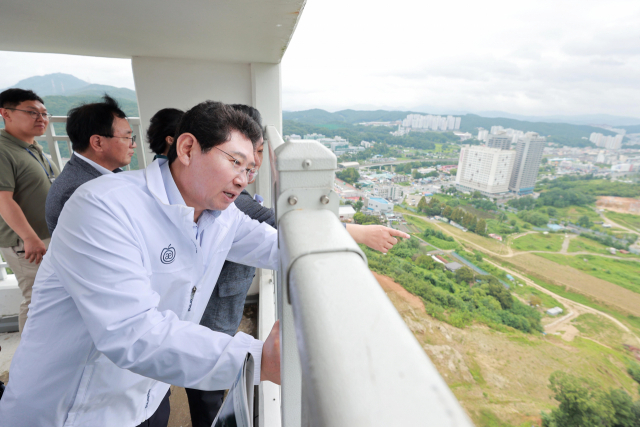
[0,1,474,425]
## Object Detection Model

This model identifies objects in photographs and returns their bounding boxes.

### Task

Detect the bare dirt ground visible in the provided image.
[597,196,640,214]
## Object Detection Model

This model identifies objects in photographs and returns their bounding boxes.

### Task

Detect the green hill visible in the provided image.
[284,109,616,147]
[42,95,139,118]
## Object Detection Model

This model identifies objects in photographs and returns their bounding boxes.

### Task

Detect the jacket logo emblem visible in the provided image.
[161,244,176,264]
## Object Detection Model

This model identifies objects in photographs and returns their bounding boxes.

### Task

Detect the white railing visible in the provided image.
[266,125,475,427]
[35,116,148,172]
[0,258,8,281]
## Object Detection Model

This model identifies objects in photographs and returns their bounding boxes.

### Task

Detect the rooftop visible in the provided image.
[369,197,391,204]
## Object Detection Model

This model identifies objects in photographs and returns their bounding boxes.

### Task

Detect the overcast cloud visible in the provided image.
[1,0,639,118]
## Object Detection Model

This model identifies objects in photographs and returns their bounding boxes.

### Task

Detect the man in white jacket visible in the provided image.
[0,101,281,427]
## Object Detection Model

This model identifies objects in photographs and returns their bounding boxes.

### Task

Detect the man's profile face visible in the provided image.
[188,130,255,211]
[101,116,135,168]
[1,100,49,139]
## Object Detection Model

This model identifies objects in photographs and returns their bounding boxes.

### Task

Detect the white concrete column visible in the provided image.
[251,62,282,208]
[131,56,253,166]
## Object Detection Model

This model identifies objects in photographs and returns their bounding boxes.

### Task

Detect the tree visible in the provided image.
[455,267,474,284]
[476,219,487,236]
[547,207,557,217]
[353,200,364,212]
[530,295,542,306]
[487,282,513,309]
[542,371,615,427]
[335,168,360,184]
[472,191,483,199]
[443,205,453,219]
[415,255,435,270]
[417,196,427,212]
[498,212,508,223]
[577,215,592,229]
[509,219,517,226]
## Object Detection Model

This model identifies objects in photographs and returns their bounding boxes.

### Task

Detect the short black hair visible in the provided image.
[146,108,184,155]
[0,88,44,108]
[168,101,262,164]
[66,95,127,153]
[229,104,262,126]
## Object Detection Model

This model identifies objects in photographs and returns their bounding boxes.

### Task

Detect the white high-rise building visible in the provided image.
[477,128,489,142]
[596,150,606,163]
[605,134,624,150]
[490,125,504,135]
[455,146,516,196]
[509,132,546,195]
[454,117,461,130]
[487,132,512,150]
[446,115,455,130]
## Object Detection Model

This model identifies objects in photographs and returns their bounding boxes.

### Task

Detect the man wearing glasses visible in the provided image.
[0,88,59,334]
[45,95,136,235]
[0,101,280,427]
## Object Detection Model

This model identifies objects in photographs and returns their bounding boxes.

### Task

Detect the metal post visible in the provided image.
[44,118,63,171]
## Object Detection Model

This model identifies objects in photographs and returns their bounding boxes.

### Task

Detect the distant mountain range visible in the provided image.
[284,109,640,132]
[2,73,139,117]
[4,73,137,101]
[283,109,627,147]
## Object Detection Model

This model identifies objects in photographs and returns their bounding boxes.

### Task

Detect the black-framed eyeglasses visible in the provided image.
[214,146,256,180]
[99,134,137,145]
[5,108,51,120]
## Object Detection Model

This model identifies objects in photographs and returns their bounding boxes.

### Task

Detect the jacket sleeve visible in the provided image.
[234,192,276,228]
[226,205,279,270]
[51,188,264,388]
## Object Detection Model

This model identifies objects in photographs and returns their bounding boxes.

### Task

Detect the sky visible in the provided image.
[1,0,639,118]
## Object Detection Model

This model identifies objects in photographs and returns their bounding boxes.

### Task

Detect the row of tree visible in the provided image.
[335,167,360,184]
[416,197,487,235]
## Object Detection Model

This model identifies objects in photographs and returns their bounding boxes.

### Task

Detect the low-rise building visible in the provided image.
[339,205,356,221]
[365,197,394,214]
[374,185,404,201]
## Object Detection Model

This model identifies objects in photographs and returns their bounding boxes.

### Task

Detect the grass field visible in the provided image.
[571,313,625,349]
[492,253,640,317]
[567,236,610,253]
[425,236,458,250]
[512,233,564,252]
[604,210,640,232]
[535,253,640,296]
[511,283,565,312]
[522,274,640,336]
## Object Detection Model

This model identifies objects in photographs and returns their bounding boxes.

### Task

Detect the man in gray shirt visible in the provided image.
[46,95,136,235]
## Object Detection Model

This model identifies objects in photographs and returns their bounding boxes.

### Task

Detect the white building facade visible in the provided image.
[455,146,516,197]
[509,132,546,195]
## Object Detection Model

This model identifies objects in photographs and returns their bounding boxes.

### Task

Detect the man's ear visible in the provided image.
[175,133,197,166]
[0,108,10,122]
[88,135,103,153]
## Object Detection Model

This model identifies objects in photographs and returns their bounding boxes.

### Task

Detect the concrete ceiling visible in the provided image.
[0,0,306,63]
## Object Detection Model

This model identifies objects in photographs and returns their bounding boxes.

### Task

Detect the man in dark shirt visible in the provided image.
[0,89,59,333]
[45,95,135,235]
